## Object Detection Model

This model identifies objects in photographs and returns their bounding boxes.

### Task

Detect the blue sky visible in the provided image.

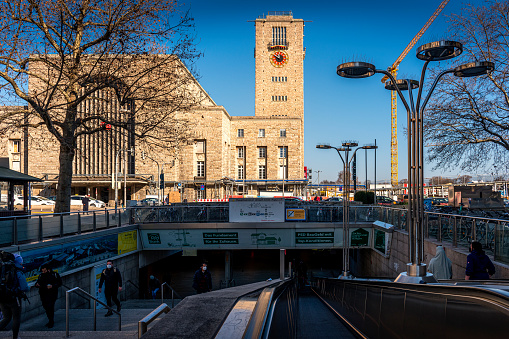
[185,0,489,184]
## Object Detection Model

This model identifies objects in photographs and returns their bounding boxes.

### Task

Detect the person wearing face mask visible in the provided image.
[98,260,122,316]
[35,263,62,328]
[192,263,212,294]
[148,275,160,299]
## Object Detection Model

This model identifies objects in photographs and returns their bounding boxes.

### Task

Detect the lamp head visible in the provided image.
[337,148,348,152]
[337,62,376,78]
[316,144,332,149]
[342,142,358,147]
[453,61,494,77]
[362,145,378,150]
[416,41,463,61]
[384,79,419,91]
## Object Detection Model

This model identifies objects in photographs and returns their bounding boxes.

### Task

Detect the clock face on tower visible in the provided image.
[270,50,288,67]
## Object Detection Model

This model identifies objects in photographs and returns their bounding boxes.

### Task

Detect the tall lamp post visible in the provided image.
[337,40,494,283]
[317,143,377,278]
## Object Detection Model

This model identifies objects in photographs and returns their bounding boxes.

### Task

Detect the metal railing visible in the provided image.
[138,303,171,338]
[161,282,182,308]
[376,206,509,264]
[65,286,121,337]
[0,208,129,246]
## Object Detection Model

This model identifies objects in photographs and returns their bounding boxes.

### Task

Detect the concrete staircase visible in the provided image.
[0,299,181,339]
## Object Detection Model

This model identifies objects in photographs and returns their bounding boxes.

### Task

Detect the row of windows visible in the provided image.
[197,161,288,180]
[272,76,287,82]
[272,96,288,102]
[237,164,288,180]
[238,146,287,158]
[238,129,286,138]
[272,26,286,46]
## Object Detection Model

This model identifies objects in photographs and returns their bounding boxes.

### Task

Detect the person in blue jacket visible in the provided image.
[465,241,496,280]
[0,253,29,339]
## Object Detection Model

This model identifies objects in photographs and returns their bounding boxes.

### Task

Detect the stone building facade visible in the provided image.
[0,11,306,204]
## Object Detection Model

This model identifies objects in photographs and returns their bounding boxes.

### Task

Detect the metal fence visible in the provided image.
[0,208,130,247]
[2,204,508,265]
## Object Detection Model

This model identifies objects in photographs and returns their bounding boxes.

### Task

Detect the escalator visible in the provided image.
[251,278,509,338]
[297,288,356,339]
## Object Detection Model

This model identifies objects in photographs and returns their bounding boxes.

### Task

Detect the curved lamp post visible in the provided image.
[337,40,494,283]
[317,143,377,278]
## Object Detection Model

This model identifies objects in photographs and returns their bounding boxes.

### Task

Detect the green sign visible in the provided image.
[374,229,386,253]
[147,233,161,244]
[295,231,334,244]
[203,232,239,245]
[351,228,369,247]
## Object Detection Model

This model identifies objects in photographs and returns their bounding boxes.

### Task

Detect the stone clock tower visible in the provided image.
[254,12,305,118]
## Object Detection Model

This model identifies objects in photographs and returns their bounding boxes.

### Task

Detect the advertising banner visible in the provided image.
[118,230,138,255]
[94,264,107,309]
[229,198,285,222]
[286,209,306,221]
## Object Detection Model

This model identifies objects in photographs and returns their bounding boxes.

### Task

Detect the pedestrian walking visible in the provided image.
[0,252,29,339]
[35,263,62,328]
[98,260,122,316]
[465,241,496,280]
[428,245,452,279]
[192,263,212,294]
[148,275,160,299]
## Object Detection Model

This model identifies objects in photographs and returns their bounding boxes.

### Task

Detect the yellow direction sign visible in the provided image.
[286,209,306,221]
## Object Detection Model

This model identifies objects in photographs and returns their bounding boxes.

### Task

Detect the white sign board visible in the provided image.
[229,198,285,223]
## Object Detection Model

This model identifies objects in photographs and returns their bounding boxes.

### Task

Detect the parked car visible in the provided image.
[14,196,55,206]
[376,196,395,205]
[70,195,106,207]
[326,197,343,202]
[139,198,162,206]
[432,197,448,206]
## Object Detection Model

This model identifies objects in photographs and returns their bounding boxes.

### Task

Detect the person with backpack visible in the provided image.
[35,263,62,328]
[98,260,122,317]
[0,252,29,339]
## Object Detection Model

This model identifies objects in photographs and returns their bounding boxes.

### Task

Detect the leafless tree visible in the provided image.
[0,0,202,212]
[424,1,508,172]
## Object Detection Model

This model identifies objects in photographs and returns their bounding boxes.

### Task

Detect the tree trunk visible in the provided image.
[55,143,75,213]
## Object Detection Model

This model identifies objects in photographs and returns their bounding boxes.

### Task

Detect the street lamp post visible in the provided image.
[337,40,494,283]
[317,143,377,278]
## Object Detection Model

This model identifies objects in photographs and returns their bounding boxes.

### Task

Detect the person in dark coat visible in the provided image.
[465,241,496,280]
[35,263,62,328]
[98,260,122,316]
[148,275,160,299]
[0,253,29,339]
[192,263,212,294]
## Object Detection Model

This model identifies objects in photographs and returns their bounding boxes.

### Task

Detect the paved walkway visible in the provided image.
[0,299,179,339]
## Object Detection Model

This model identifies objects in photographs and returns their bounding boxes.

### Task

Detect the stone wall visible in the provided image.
[21,252,140,322]
[353,230,509,280]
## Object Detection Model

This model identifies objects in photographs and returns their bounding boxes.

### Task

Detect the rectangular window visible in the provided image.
[279,164,288,179]
[197,161,205,177]
[279,146,288,158]
[195,140,205,153]
[237,147,244,158]
[272,26,287,46]
[258,129,265,137]
[11,140,20,153]
[238,165,244,180]
[237,129,244,137]
[258,146,267,158]
[258,165,266,179]
[280,129,287,137]
[197,189,205,200]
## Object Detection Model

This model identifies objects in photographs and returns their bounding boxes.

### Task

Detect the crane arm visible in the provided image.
[381,0,451,82]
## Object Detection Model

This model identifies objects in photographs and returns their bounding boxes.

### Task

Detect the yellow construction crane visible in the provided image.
[383,0,451,187]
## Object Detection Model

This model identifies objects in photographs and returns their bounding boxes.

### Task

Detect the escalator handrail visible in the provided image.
[243,279,295,339]
[317,278,509,311]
